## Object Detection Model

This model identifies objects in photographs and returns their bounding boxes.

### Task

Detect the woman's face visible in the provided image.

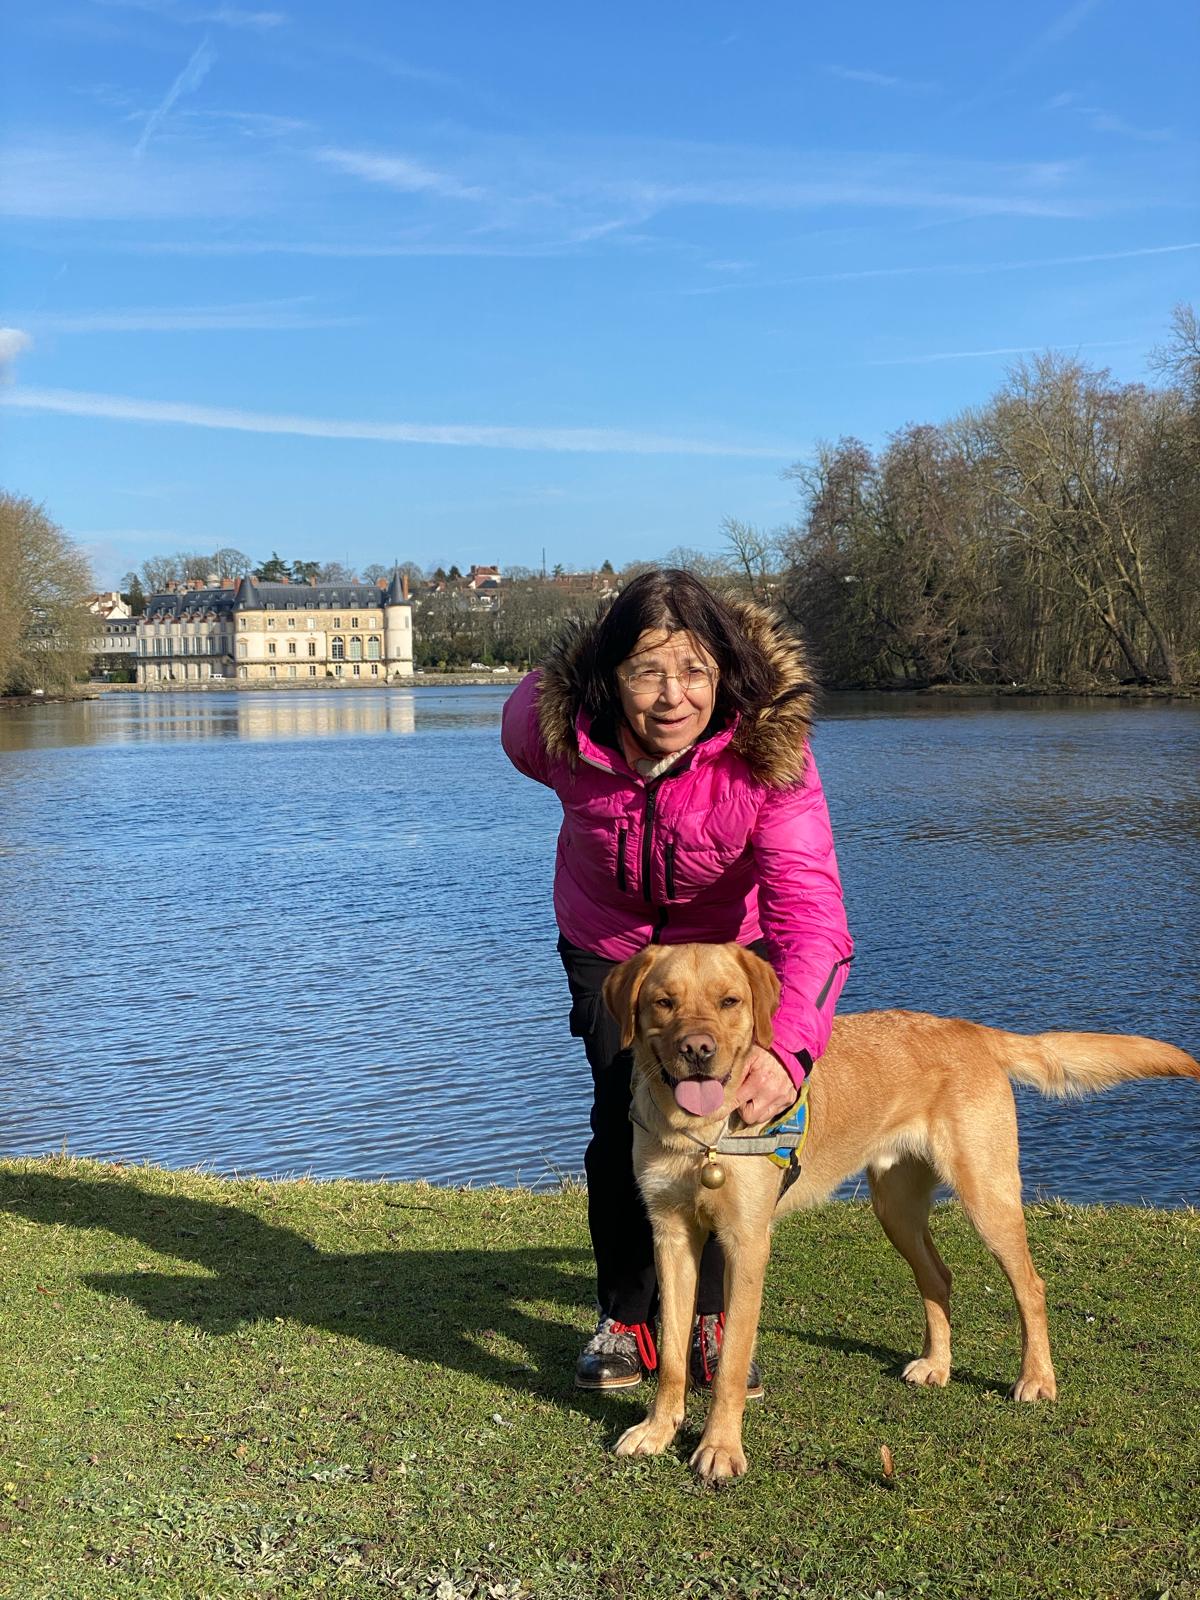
[616,628,718,757]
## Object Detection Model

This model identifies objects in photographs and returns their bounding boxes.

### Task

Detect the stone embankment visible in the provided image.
[88,671,527,693]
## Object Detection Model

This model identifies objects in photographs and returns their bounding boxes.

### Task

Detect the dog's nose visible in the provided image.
[679,1033,717,1067]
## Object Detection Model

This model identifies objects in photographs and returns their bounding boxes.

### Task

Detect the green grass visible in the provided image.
[1,1157,1197,1599]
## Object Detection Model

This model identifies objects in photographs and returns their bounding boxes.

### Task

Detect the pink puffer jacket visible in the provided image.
[501,598,852,1082]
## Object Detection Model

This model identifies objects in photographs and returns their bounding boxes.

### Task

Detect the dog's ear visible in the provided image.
[733,946,780,1048]
[602,947,659,1049]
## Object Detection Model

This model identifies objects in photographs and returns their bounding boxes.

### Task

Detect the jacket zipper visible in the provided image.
[664,841,676,901]
[641,785,658,903]
[641,784,672,942]
[615,828,627,892]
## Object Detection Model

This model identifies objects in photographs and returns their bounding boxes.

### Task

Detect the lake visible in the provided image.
[1,687,1197,1206]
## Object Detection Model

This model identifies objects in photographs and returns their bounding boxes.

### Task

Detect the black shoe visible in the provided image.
[690,1313,764,1400]
[574,1316,658,1391]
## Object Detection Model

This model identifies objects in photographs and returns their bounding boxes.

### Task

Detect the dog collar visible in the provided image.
[630,1081,810,1194]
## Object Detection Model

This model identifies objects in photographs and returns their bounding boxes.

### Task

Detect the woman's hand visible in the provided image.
[736,1046,798,1127]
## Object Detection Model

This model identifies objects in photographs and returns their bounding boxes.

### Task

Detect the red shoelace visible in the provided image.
[696,1311,726,1383]
[609,1319,658,1372]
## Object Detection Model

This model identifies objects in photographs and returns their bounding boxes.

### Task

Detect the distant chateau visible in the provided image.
[131,570,414,685]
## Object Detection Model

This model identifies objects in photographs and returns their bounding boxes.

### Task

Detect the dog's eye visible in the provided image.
[654,997,675,1012]
[720,995,741,1009]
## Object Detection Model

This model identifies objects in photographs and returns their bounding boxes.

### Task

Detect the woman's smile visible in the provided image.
[617,628,717,757]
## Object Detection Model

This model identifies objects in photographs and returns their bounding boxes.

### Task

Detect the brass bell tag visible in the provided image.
[700,1150,727,1189]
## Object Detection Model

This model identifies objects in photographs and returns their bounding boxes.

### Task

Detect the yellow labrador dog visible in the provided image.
[601,942,1199,1484]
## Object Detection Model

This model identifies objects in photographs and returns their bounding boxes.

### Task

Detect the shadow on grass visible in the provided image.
[0,1168,602,1405]
[775,1327,1004,1395]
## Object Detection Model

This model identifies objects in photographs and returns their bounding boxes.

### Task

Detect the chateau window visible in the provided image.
[267,618,275,629]
[269,665,277,679]
[367,636,381,660]
[268,642,277,655]
[287,616,296,627]
[370,664,378,677]
[309,665,317,677]
[240,617,247,629]
[207,638,215,653]
[308,641,316,657]
[288,642,297,655]
[352,664,361,676]
[333,616,341,627]
[331,636,345,661]
[349,637,363,662]
[334,664,343,677]
[238,641,247,657]
[238,665,247,680]
[351,616,359,627]
[307,617,314,629]
[288,665,297,679]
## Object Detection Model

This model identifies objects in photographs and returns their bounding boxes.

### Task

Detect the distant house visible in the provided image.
[136,569,415,685]
[87,592,138,677]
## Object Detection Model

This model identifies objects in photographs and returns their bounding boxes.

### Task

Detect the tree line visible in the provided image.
[740,307,1200,688]
[3,310,1196,693]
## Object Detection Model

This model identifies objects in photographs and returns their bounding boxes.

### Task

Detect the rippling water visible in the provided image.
[1,688,1197,1205]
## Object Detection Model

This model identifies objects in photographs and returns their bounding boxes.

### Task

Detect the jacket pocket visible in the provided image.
[615,827,628,892]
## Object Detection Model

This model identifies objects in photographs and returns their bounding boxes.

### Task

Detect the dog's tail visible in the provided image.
[1000,1029,1200,1100]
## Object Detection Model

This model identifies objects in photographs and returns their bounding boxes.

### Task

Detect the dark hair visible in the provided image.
[576,568,779,725]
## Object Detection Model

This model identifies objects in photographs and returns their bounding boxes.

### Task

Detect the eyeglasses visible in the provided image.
[619,664,717,698]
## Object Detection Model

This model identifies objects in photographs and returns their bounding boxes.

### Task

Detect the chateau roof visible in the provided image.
[232,575,414,610]
[144,586,238,621]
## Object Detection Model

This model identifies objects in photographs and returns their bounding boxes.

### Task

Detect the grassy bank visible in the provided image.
[1,1158,1196,1600]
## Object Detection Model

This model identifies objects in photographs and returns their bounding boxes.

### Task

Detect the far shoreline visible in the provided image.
[4,675,1199,705]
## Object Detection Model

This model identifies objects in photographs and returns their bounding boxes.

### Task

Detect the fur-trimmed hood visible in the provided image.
[535,594,816,789]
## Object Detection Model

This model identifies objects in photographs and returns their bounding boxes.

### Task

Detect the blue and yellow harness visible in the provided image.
[634,1079,811,1203]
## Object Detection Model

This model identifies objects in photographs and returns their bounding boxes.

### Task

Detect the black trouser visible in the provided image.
[558,934,726,1325]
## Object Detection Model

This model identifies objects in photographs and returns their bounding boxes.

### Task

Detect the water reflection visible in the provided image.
[0,689,418,749]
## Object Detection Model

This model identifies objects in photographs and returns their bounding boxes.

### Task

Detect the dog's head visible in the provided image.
[602,943,780,1122]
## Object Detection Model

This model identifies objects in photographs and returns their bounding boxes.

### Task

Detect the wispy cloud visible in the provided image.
[1037,0,1103,50]
[866,337,1145,366]
[1046,94,1172,143]
[682,240,1200,296]
[0,135,269,219]
[824,65,936,92]
[109,236,577,258]
[181,107,310,138]
[12,298,359,333]
[0,328,34,378]
[135,35,217,155]
[94,0,285,31]
[313,147,486,202]
[4,386,785,458]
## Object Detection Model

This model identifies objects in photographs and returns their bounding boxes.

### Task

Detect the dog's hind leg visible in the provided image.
[614,1215,703,1459]
[940,1108,1057,1402]
[868,1156,954,1388]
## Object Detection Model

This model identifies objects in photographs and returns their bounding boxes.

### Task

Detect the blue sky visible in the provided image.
[2,0,1197,586]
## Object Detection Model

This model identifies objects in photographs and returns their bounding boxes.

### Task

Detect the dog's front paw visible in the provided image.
[690,1436,748,1483]
[1010,1370,1057,1403]
[614,1415,679,1458]
[902,1357,950,1388]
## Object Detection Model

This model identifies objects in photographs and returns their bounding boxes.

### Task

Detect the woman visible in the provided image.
[502,569,852,1393]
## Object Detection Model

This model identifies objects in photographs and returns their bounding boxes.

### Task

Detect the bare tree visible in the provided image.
[720,518,781,600]
[0,494,95,694]
[317,561,357,583]
[210,546,252,579]
[988,356,1179,682]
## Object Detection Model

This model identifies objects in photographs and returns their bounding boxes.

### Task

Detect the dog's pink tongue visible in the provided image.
[674,1077,725,1117]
